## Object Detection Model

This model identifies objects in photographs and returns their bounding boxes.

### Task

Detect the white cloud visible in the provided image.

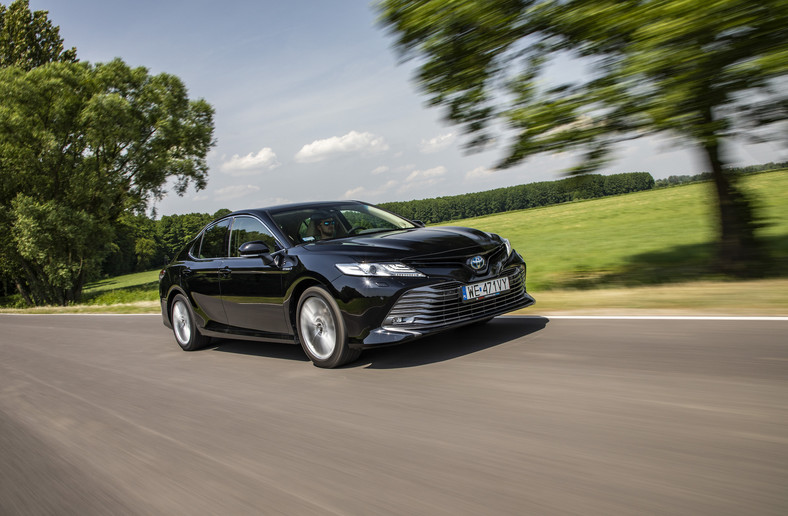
[371,165,389,175]
[420,132,456,154]
[344,180,398,200]
[400,166,447,193]
[215,185,261,201]
[344,186,366,198]
[405,165,447,183]
[221,148,280,175]
[268,197,292,205]
[294,130,389,163]
[465,166,496,181]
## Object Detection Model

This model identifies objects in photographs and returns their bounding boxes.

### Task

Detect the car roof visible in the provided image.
[216,201,370,247]
[225,200,366,218]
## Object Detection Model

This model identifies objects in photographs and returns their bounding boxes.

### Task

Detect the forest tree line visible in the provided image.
[380,172,655,224]
[381,163,787,224]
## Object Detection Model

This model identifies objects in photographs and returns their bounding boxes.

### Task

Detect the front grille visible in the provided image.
[383,266,532,332]
[405,245,508,276]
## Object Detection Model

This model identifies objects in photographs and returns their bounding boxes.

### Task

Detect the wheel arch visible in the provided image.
[164,285,191,325]
[286,277,330,338]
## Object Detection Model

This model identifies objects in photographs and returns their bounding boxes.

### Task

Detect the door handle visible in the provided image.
[218,266,232,277]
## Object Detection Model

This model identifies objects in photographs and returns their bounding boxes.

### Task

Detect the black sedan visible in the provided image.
[159,201,535,367]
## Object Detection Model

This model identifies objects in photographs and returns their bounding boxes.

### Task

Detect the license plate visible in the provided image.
[462,277,510,301]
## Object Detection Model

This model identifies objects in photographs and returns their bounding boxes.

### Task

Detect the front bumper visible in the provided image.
[357,265,535,348]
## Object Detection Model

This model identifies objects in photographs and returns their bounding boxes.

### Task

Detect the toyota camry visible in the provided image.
[159,201,535,367]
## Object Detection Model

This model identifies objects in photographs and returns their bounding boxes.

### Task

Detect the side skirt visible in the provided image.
[200,322,298,345]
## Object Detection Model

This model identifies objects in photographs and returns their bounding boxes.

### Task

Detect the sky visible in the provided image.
[30,0,787,217]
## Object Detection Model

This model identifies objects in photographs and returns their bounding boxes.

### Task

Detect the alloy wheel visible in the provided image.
[299,296,337,360]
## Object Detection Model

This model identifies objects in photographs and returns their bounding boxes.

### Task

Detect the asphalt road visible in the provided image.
[1,314,786,515]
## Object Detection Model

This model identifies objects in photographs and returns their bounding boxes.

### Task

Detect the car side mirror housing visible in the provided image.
[239,241,275,265]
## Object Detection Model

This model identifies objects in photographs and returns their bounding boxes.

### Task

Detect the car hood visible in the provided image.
[299,226,502,261]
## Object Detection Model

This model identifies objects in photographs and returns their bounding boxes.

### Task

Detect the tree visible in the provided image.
[378,0,788,272]
[156,212,217,262]
[0,0,76,69]
[0,60,215,304]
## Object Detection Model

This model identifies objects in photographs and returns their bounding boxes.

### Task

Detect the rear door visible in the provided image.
[184,219,231,325]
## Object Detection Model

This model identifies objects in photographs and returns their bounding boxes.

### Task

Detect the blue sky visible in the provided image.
[31,0,786,216]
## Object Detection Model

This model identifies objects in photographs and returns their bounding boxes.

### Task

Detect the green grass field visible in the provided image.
[81,269,160,306]
[3,170,786,314]
[441,170,788,291]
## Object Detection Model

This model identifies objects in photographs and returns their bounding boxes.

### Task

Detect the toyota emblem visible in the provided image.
[469,255,485,270]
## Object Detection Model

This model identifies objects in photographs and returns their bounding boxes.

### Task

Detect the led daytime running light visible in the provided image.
[336,262,425,277]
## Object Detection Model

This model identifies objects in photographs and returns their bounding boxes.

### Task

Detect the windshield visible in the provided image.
[270,203,416,244]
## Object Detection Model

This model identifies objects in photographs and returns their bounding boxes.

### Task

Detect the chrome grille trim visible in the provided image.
[382,266,531,332]
[404,244,508,275]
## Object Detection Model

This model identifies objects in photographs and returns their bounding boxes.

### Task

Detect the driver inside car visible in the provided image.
[305,211,340,241]
[316,216,336,240]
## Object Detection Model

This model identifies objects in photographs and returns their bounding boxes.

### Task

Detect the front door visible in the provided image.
[220,216,290,337]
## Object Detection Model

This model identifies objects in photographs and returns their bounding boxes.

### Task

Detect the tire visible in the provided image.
[170,294,211,351]
[296,286,361,368]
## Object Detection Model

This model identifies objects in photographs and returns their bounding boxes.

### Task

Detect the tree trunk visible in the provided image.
[65,267,85,305]
[14,280,34,306]
[703,139,761,275]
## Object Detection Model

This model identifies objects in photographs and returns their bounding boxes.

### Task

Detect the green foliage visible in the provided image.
[0,0,76,70]
[8,195,113,303]
[378,0,788,268]
[91,210,230,279]
[156,212,217,262]
[0,60,215,305]
[379,0,786,168]
[603,172,655,196]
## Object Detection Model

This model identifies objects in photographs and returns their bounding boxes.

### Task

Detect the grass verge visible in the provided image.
[520,279,788,316]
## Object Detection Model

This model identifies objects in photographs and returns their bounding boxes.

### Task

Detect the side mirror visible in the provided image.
[239,241,275,265]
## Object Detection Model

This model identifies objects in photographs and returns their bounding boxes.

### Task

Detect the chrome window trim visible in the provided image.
[228,214,285,255]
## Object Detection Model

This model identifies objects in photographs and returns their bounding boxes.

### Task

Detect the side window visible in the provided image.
[230,216,277,257]
[198,219,231,259]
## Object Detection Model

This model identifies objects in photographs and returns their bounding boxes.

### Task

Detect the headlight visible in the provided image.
[336,262,425,277]
[491,233,512,257]
[502,237,512,257]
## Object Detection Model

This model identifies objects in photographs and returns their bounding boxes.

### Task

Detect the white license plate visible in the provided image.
[462,277,510,301]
